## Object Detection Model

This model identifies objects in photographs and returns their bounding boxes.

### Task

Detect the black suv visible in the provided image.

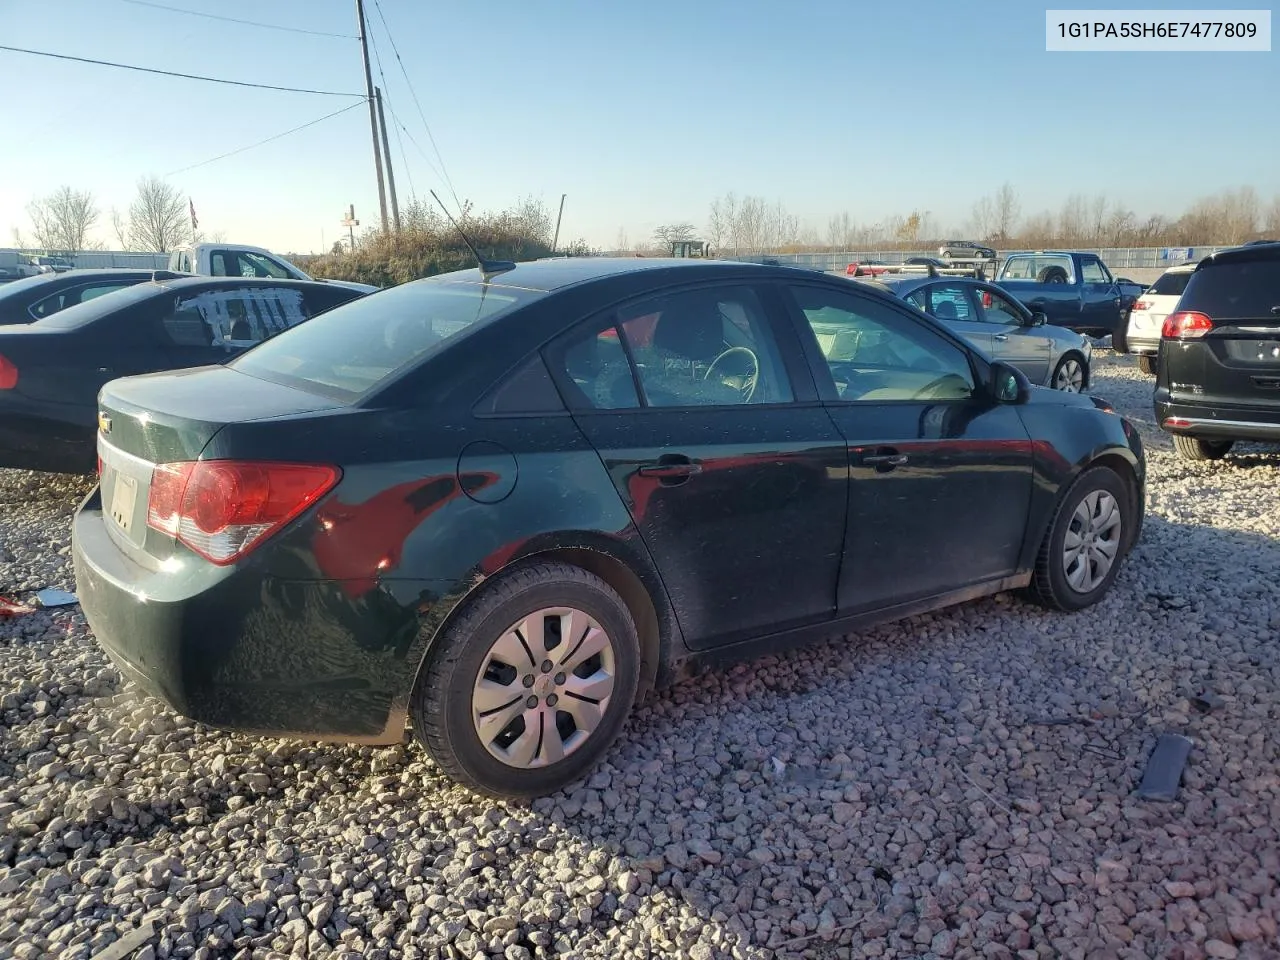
[1154,242,1280,461]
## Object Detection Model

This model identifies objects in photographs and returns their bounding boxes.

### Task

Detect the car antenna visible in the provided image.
[430,190,516,281]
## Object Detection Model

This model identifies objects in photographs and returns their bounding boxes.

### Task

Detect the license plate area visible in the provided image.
[98,438,155,551]
[109,473,138,534]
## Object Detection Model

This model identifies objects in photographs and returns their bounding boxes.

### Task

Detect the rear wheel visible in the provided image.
[1137,354,1158,375]
[1171,435,1234,461]
[1027,466,1131,611]
[1051,352,1087,392]
[410,561,641,798]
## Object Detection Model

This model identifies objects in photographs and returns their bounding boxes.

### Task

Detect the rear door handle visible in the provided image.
[993,334,1009,342]
[861,448,908,471]
[637,455,703,484]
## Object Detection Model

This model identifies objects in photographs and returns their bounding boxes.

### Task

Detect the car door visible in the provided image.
[158,283,313,369]
[780,280,1035,616]
[974,285,1052,384]
[544,281,849,651]
[916,282,996,356]
[1079,256,1121,331]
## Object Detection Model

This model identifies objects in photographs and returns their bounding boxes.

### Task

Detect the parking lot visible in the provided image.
[1,348,1277,960]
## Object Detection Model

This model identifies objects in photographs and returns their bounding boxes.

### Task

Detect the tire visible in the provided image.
[1027,465,1131,612]
[1038,266,1068,284]
[410,561,641,799]
[1137,354,1158,375]
[1051,352,1088,392]
[1112,323,1129,354]
[1171,435,1234,461]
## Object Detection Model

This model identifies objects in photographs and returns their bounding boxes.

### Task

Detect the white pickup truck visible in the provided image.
[166,243,378,294]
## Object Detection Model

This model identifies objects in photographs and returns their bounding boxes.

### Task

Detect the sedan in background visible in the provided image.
[75,257,1144,799]
[0,268,168,325]
[863,275,1094,392]
[0,276,364,473]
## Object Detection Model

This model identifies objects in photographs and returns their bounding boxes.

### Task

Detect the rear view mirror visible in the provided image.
[991,361,1029,404]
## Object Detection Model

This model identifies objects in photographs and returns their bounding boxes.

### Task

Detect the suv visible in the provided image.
[1154,242,1280,461]
[1126,263,1196,374]
[939,240,997,261]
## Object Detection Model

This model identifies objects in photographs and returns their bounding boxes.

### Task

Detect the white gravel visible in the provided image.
[1,349,1278,960]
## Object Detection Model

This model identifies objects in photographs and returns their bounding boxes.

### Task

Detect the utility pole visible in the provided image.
[355,0,389,233]
[342,205,360,252]
[552,193,566,252]
[375,87,401,232]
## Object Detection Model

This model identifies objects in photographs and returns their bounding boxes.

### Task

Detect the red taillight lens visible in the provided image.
[846,263,859,275]
[145,460,338,564]
[1134,300,1151,311]
[1162,311,1214,339]
[0,354,17,390]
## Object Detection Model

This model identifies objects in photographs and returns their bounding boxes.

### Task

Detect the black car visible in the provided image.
[74,258,1145,798]
[0,276,364,473]
[0,268,165,325]
[1154,242,1280,461]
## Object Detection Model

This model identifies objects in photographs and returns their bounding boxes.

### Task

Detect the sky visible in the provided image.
[1,0,1277,254]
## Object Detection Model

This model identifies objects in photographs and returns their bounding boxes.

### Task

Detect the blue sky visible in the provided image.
[2,0,1276,253]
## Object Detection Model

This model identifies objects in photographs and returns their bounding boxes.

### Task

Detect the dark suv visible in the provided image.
[1154,242,1280,461]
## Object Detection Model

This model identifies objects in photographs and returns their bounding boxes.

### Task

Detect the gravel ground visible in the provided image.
[1,349,1278,960]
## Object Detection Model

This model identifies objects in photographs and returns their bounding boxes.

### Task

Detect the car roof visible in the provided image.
[1199,241,1280,268]
[420,256,802,294]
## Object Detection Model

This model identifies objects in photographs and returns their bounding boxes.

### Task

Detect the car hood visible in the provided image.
[1025,384,1112,412]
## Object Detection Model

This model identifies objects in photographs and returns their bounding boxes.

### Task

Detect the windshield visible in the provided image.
[33,282,161,329]
[1179,261,1280,320]
[1148,270,1194,297]
[229,279,537,403]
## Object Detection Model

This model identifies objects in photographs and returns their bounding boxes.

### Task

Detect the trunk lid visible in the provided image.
[96,365,344,567]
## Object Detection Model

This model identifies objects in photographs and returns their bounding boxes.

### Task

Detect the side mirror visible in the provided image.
[1029,311,1048,327]
[991,361,1030,404]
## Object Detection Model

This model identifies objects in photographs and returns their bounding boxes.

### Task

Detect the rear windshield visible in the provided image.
[229,279,535,403]
[1180,261,1280,319]
[1148,270,1193,297]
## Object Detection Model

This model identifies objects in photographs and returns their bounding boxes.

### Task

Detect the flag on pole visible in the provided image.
[189,199,198,231]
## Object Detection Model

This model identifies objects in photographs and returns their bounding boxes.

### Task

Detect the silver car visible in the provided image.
[864,276,1093,392]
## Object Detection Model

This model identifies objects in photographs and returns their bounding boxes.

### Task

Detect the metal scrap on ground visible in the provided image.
[1136,733,1194,801]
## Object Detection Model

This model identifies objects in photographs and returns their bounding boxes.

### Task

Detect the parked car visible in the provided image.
[1124,262,1196,374]
[995,251,1145,349]
[905,256,948,268]
[844,260,892,277]
[168,243,380,294]
[0,268,167,326]
[0,276,365,473]
[74,257,1146,798]
[939,240,997,261]
[1154,242,1280,461]
[869,275,1093,392]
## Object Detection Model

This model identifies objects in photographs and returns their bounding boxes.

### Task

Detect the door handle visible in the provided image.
[861,447,908,471]
[638,455,703,484]
[993,334,1009,342]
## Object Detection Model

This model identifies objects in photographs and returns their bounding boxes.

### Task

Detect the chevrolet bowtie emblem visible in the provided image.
[97,412,111,434]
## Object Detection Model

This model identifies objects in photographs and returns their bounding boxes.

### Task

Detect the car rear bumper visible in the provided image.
[1154,398,1280,441]
[73,488,451,745]
[1126,335,1160,356]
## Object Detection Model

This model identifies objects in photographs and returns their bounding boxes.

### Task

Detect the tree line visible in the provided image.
[645,184,1280,256]
[14,177,221,254]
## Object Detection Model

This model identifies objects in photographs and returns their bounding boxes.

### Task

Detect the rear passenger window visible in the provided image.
[926,285,974,322]
[560,323,641,410]
[160,287,311,349]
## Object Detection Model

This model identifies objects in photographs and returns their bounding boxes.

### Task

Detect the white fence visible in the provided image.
[724,246,1238,272]
[2,247,169,269]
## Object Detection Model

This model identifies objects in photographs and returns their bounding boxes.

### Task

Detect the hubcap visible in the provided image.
[472,606,616,769]
[1055,358,1084,392]
[1062,490,1122,593]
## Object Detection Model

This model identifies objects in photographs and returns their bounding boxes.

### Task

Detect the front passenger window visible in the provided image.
[789,285,975,402]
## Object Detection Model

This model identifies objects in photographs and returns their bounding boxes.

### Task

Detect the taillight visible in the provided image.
[1134,300,1151,311]
[0,354,17,390]
[1162,311,1214,339]
[146,460,339,564]
[846,263,859,275]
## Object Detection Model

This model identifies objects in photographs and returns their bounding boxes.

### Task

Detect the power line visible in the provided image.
[118,0,357,39]
[164,101,365,176]
[368,0,462,211]
[388,106,447,187]
[0,45,364,97]
[366,29,417,201]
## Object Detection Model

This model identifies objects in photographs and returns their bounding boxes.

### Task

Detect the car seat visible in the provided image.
[932,299,959,320]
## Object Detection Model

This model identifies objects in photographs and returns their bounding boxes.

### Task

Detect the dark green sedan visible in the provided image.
[73,257,1146,798]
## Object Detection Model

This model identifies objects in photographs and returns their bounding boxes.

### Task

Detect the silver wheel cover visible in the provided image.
[1054,358,1084,392]
[1062,490,1122,593]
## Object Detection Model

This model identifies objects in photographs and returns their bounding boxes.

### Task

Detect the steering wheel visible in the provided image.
[705,346,759,402]
[916,373,971,400]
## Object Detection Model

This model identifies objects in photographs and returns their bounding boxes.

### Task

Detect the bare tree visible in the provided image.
[110,208,130,249]
[969,196,996,241]
[1264,196,1280,237]
[652,222,697,250]
[993,183,1021,242]
[707,194,736,253]
[129,176,193,252]
[26,186,99,252]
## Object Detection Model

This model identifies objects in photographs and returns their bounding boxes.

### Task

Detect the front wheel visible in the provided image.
[1051,353,1088,392]
[1171,435,1234,461]
[1027,466,1132,611]
[410,561,641,798]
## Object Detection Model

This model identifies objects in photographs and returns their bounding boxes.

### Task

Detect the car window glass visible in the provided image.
[790,285,975,402]
[617,285,793,407]
[925,284,974,322]
[1081,259,1109,283]
[160,287,310,349]
[210,252,233,277]
[1179,261,1280,319]
[239,252,292,279]
[976,288,1024,325]
[559,323,641,410]
[1002,255,1075,283]
[904,289,927,311]
[1149,271,1192,296]
[29,281,135,319]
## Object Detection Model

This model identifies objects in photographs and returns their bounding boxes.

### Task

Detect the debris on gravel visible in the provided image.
[1,351,1278,959]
